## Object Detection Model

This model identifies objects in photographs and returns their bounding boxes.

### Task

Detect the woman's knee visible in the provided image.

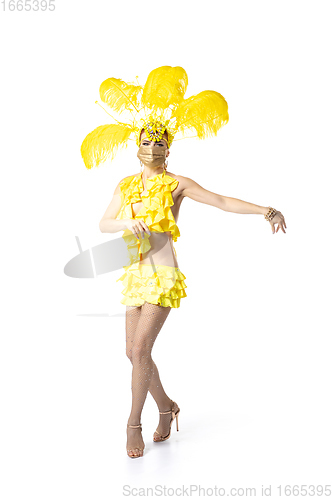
[132,342,151,364]
[126,347,133,363]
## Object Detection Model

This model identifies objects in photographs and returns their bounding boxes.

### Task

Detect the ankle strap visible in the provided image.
[159,401,175,415]
[127,423,142,428]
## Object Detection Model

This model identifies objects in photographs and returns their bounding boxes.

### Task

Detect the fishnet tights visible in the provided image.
[126,302,176,451]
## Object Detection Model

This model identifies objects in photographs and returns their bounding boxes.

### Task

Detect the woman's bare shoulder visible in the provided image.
[166,172,194,194]
[166,171,179,178]
[166,172,192,182]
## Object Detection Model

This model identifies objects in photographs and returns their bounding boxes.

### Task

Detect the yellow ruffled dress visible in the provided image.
[115,170,187,308]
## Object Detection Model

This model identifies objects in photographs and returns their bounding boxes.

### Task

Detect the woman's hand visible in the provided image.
[124,219,151,239]
[269,211,287,234]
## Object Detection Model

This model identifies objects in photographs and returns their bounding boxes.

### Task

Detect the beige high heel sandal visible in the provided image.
[153,400,180,442]
[127,423,144,458]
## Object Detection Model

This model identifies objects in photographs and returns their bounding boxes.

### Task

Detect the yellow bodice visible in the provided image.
[116,170,180,264]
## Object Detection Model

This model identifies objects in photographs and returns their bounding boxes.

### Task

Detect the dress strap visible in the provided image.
[172,239,178,260]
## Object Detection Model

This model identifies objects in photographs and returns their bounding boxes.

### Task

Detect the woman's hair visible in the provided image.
[140,127,170,147]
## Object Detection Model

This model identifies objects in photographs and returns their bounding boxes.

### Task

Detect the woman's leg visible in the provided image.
[126,304,172,409]
[125,302,171,456]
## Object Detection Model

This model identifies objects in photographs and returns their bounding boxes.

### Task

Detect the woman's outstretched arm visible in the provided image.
[179,176,287,234]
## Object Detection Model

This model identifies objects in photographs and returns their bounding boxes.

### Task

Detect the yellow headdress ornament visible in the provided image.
[81,65,229,169]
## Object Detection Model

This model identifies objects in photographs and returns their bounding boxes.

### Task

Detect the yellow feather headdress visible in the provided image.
[81,65,229,169]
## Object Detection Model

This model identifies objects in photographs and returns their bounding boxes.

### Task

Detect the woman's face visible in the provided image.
[140,130,170,158]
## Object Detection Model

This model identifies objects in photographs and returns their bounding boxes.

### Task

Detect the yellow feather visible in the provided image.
[171,90,229,140]
[99,78,142,114]
[81,66,229,169]
[141,66,188,113]
[81,123,133,169]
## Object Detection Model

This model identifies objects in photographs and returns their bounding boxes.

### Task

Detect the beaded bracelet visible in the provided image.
[264,206,277,221]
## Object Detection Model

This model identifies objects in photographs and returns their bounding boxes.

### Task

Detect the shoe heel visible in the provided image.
[176,412,179,432]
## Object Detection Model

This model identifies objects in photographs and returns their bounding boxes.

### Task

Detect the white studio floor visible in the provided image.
[2,308,331,498]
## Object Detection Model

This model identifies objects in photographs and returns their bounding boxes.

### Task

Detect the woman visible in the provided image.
[98,126,286,458]
[81,65,287,459]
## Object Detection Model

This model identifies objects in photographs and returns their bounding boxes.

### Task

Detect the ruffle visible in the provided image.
[116,263,187,308]
[117,171,180,243]
[141,173,180,242]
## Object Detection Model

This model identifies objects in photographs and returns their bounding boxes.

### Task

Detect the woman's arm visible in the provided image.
[180,176,286,233]
[99,178,151,237]
[180,176,268,214]
[99,180,127,233]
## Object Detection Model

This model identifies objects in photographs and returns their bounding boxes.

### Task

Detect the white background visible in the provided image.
[1,0,332,498]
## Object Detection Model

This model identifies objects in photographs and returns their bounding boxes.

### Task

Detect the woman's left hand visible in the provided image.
[269,211,287,234]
